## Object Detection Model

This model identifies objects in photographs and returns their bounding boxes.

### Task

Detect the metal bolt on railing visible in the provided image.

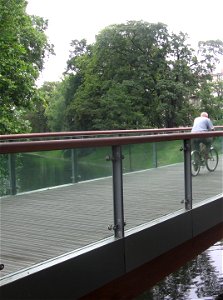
[108,221,126,231]
[106,154,125,161]
[0,264,4,271]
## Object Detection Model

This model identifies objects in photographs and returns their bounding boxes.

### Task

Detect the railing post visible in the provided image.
[71,149,78,183]
[128,144,132,171]
[152,143,158,168]
[221,136,223,153]
[112,145,125,239]
[183,139,192,210]
[8,154,17,195]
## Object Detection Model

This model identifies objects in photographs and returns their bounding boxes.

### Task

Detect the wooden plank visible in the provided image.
[0,159,222,278]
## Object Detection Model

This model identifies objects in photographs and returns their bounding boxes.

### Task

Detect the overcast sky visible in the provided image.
[26,0,223,85]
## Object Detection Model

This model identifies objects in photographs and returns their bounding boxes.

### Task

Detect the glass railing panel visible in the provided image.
[156,140,184,167]
[122,143,154,173]
[192,136,223,205]
[0,154,10,197]
[76,146,112,181]
[1,150,75,195]
[123,141,185,231]
[17,150,72,193]
[1,147,112,195]
[0,147,114,278]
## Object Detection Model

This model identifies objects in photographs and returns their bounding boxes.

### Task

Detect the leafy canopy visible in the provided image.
[63,21,223,130]
[0,0,54,134]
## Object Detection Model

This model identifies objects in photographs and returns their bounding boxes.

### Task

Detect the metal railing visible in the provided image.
[1,126,222,141]
[1,129,222,239]
[0,127,190,141]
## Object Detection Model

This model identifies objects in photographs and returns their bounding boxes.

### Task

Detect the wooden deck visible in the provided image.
[0,159,222,278]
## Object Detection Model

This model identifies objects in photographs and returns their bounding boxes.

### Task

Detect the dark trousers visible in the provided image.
[192,137,213,153]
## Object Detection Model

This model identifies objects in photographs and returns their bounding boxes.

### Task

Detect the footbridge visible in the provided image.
[0,127,222,299]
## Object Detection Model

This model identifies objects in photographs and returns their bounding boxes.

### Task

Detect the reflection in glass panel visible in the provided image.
[1,147,113,194]
[17,150,72,192]
[192,137,223,205]
[156,140,184,167]
[76,147,112,181]
[122,143,154,173]
[0,154,9,197]
[0,147,114,278]
[135,241,223,299]
[123,141,185,230]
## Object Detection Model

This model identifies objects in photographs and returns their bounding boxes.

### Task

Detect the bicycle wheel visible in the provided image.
[191,150,201,176]
[205,148,218,172]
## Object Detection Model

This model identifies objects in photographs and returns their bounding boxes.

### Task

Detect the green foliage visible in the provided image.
[196,78,223,123]
[64,21,223,130]
[44,81,67,131]
[0,0,54,134]
[25,89,49,132]
[14,18,223,132]
[211,79,223,123]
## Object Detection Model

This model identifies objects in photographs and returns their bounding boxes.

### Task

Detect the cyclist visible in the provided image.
[191,112,214,157]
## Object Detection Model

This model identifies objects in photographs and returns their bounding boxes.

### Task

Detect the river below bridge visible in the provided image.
[135,241,223,300]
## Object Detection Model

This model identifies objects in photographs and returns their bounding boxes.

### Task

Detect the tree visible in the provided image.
[64,21,223,130]
[0,0,54,134]
[66,22,172,129]
[196,78,223,123]
[43,81,67,132]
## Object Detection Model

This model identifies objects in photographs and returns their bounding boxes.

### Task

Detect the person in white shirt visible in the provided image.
[191,112,214,155]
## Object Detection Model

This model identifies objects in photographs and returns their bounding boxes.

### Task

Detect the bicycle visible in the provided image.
[191,143,219,176]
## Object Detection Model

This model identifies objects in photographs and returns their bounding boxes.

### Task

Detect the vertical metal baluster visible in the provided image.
[183,139,192,210]
[71,148,78,183]
[112,145,125,239]
[8,153,16,195]
[128,144,132,172]
[152,142,158,168]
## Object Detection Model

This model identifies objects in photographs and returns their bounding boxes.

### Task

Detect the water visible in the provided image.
[136,241,223,300]
[15,150,112,193]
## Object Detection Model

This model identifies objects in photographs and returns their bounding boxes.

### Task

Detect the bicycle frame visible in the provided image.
[191,144,219,176]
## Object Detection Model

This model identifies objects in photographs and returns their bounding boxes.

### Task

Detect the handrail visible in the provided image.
[0,127,192,141]
[1,126,222,141]
[0,131,222,154]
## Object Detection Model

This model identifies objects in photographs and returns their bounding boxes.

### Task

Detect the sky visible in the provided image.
[26,0,223,85]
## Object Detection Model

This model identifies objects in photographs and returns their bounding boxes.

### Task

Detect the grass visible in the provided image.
[27,140,185,173]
